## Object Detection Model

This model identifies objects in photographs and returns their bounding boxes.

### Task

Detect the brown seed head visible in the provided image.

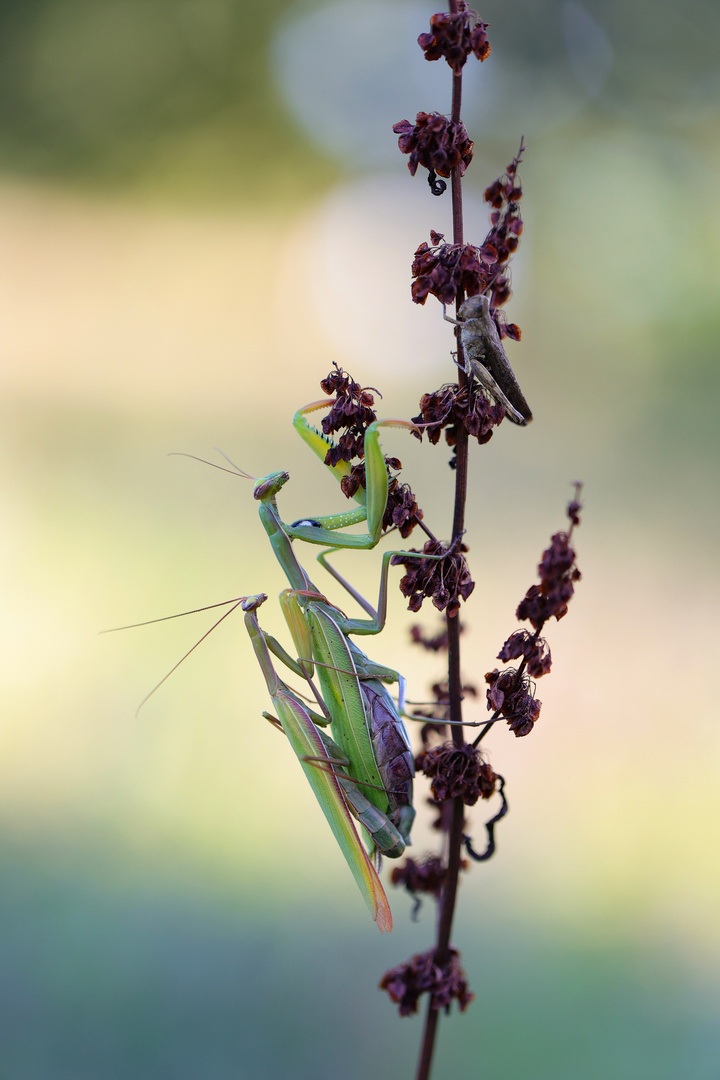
[418,3,491,72]
[393,112,474,178]
[380,946,475,1017]
[498,629,552,678]
[485,668,542,737]
[516,532,582,628]
[391,539,475,616]
[416,742,499,805]
[413,383,505,454]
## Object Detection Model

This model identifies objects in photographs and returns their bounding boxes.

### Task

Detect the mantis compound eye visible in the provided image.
[253,471,290,500]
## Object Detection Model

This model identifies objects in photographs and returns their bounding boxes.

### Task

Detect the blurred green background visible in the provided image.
[1,0,719,1076]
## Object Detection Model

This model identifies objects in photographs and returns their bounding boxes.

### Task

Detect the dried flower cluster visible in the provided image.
[319,365,379,467]
[412,381,505,455]
[482,140,525,322]
[410,231,486,306]
[393,112,474,179]
[418,2,490,70]
[391,539,474,616]
[342,459,422,539]
[484,485,584,737]
[390,855,452,918]
[498,629,552,678]
[380,948,474,1017]
[316,364,422,538]
[391,854,448,899]
[416,743,499,804]
[516,525,581,627]
[484,667,542,737]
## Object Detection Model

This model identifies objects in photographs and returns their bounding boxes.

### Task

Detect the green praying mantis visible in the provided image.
[106,394,433,931]
[240,400,439,932]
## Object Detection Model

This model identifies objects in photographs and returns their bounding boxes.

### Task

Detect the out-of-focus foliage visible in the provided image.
[0,0,332,198]
[0,0,718,198]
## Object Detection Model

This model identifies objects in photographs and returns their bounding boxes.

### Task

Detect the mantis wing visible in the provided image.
[246,606,392,932]
[273,686,392,933]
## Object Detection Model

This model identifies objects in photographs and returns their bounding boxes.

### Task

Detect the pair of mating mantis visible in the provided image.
[115,298,530,931]
[242,405,427,934]
[240,298,531,932]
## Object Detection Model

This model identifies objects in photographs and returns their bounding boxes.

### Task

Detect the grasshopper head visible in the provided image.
[253,471,290,501]
[457,293,489,321]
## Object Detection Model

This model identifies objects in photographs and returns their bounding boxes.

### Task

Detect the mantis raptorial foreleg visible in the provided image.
[285,403,418,548]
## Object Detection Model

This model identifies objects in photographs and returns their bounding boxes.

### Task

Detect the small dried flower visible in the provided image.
[393,112,474,178]
[516,531,581,628]
[391,854,449,911]
[428,794,456,834]
[317,365,422,539]
[319,364,378,466]
[410,623,461,652]
[485,668,541,737]
[418,3,491,71]
[417,743,499,804]
[380,947,474,1016]
[413,383,504,454]
[391,540,475,616]
[341,459,422,538]
[498,629,552,678]
[411,236,487,305]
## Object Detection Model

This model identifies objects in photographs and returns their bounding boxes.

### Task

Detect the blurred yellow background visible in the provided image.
[1,0,719,1076]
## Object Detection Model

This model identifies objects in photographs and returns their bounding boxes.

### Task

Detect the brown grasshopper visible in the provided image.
[445,294,533,426]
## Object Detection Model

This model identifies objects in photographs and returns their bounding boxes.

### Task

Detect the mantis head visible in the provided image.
[253,471,290,502]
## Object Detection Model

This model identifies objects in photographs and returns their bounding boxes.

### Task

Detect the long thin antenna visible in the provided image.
[133,599,245,716]
[101,597,247,633]
[168,452,253,480]
[213,447,249,475]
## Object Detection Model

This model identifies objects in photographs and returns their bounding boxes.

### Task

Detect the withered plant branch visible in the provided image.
[416,5,470,1076]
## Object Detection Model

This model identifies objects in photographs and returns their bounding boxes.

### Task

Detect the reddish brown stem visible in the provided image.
[414,12,470,1078]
